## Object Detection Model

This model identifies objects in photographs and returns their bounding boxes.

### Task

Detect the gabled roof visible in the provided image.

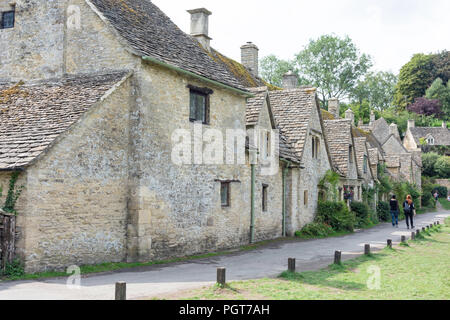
[409,127,450,146]
[354,137,375,180]
[371,118,391,144]
[0,72,129,170]
[323,119,353,176]
[245,87,268,126]
[268,88,319,162]
[88,0,249,92]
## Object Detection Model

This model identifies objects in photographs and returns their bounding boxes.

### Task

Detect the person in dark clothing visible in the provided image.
[390,195,399,228]
[403,195,415,230]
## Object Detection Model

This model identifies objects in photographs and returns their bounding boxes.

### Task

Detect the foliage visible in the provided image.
[434,156,450,178]
[377,201,391,222]
[421,177,437,208]
[318,170,340,202]
[407,97,442,118]
[316,201,355,232]
[294,34,372,106]
[2,172,25,214]
[426,78,450,121]
[259,55,298,87]
[432,186,448,198]
[431,50,450,85]
[394,53,435,109]
[377,164,392,200]
[351,71,397,111]
[295,222,334,239]
[0,259,25,278]
[350,201,372,227]
[347,100,371,126]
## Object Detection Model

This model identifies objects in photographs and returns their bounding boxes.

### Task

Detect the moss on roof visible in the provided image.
[321,109,336,121]
[0,81,27,106]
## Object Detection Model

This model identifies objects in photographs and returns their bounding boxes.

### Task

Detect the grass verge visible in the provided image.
[438,198,450,211]
[167,218,450,300]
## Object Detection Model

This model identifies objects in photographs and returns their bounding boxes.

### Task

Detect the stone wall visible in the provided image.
[0,0,65,81]
[20,77,132,272]
[435,179,450,193]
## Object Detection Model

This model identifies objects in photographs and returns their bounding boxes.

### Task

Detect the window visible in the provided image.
[220,182,230,207]
[427,137,435,145]
[304,190,308,206]
[262,184,268,212]
[1,10,15,29]
[260,130,271,159]
[188,85,212,124]
[363,155,368,174]
[312,136,320,159]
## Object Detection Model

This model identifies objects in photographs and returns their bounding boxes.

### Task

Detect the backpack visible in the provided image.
[404,201,411,213]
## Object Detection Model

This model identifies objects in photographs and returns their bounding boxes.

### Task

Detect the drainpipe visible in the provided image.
[282,160,290,237]
[250,162,256,244]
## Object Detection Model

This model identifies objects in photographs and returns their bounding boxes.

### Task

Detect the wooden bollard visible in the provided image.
[334,251,342,265]
[437,221,440,225]
[401,236,406,243]
[115,282,126,300]
[422,227,426,232]
[364,244,371,255]
[411,232,415,240]
[217,267,226,286]
[387,239,392,248]
[288,258,296,272]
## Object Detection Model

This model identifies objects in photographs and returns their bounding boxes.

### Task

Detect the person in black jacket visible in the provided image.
[403,195,415,230]
[390,195,399,228]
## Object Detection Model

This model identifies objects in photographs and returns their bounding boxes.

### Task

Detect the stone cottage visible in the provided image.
[403,120,450,156]
[0,0,336,272]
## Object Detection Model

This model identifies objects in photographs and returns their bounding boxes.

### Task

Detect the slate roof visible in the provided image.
[268,88,318,161]
[409,127,450,146]
[89,0,249,92]
[323,119,353,176]
[245,88,267,126]
[354,137,373,179]
[0,72,129,170]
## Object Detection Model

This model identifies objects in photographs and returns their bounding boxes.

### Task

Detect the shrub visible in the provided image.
[0,259,25,278]
[316,201,355,232]
[350,201,371,227]
[433,185,448,198]
[295,222,334,238]
[422,182,436,207]
[377,201,390,222]
[435,156,450,178]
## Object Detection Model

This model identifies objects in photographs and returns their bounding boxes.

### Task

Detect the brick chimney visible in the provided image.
[328,98,340,119]
[241,42,259,77]
[188,8,212,52]
[282,71,298,89]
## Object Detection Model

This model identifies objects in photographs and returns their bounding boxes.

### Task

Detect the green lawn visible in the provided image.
[172,219,450,300]
[439,198,450,211]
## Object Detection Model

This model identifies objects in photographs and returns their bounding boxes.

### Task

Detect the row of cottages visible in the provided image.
[403,120,450,156]
[0,0,336,272]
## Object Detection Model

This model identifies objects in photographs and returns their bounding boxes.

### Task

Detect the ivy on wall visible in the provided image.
[1,172,25,215]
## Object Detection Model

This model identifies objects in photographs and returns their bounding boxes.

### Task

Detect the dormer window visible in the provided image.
[1,10,15,29]
[427,136,435,145]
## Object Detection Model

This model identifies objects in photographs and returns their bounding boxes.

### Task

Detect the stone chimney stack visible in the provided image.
[282,71,298,89]
[328,98,340,119]
[370,111,376,125]
[407,119,415,130]
[442,121,447,129]
[345,108,355,124]
[390,123,400,139]
[188,8,212,52]
[241,42,259,77]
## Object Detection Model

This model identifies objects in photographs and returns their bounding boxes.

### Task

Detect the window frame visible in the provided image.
[349,145,353,163]
[304,190,308,207]
[220,182,231,208]
[1,10,15,29]
[262,184,269,212]
[363,155,368,174]
[188,85,212,125]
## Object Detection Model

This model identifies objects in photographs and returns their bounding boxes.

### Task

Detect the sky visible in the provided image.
[152,0,450,74]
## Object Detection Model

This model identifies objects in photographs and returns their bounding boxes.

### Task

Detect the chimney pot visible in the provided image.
[328,98,340,119]
[241,42,259,77]
[282,71,298,89]
[188,8,212,51]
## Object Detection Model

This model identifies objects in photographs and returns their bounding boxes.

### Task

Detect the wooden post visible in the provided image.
[422,227,426,232]
[1,215,16,270]
[334,251,342,265]
[401,236,406,243]
[217,267,226,286]
[387,239,392,248]
[115,282,126,300]
[411,232,415,240]
[288,258,296,272]
[364,244,371,255]
[416,230,420,236]
[437,221,440,225]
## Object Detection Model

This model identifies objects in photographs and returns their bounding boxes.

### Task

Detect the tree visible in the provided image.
[394,54,435,109]
[422,152,440,177]
[426,78,450,120]
[352,71,397,111]
[431,50,450,85]
[294,34,372,107]
[434,156,450,179]
[259,55,297,87]
[407,97,442,117]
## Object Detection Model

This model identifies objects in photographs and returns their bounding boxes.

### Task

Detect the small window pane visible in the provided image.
[221,183,229,207]
[262,185,268,212]
[2,11,15,29]
[189,90,207,123]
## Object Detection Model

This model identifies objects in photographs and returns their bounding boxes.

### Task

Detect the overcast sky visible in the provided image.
[152,0,450,74]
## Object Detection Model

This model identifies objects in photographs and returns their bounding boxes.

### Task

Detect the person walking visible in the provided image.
[390,195,399,228]
[434,191,439,202]
[403,195,415,230]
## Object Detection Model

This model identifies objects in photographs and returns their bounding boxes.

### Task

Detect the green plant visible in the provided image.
[295,222,334,238]
[316,201,356,232]
[0,259,25,278]
[377,201,391,222]
[318,170,340,202]
[350,201,371,227]
[2,171,25,214]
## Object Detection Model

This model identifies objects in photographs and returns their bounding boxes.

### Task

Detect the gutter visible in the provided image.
[142,56,254,98]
